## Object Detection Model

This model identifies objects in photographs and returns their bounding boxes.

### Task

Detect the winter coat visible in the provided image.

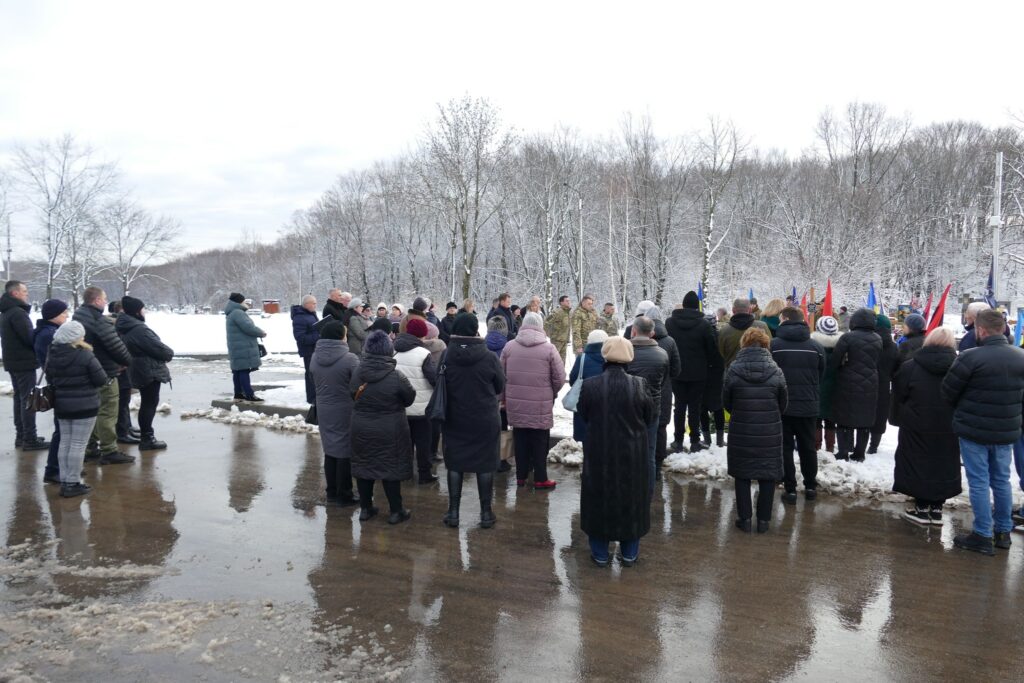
[441,336,506,473]
[891,345,962,502]
[544,307,571,343]
[570,306,599,353]
[828,309,882,428]
[115,314,174,388]
[45,342,109,420]
[73,304,132,378]
[290,306,319,358]
[438,314,457,344]
[666,308,718,382]
[812,331,841,420]
[499,327,565,430]
[346,314,369,355]
[423,337,446,369]
[762,315,781,337]
[322,299,348,327]
[569,341,606,442]
[626,338,669,421]
[485,330,508,358]
[941,335,1024,445]
[873,332,900,433]
[393,333,437,418]
[486,305,518,340]
[578,364,654,541]
[704,324,726,411]
[34,319,59,368]
[311,339,360,459]
[959,323,1013,352]
[898,332,925,366]
[718,313,771,369]
[223,300,265,372]
[652,321,682,425]
[723,346,787,481]
[349,354,415,480]
[0,292,36,372]
[770,321,825,418]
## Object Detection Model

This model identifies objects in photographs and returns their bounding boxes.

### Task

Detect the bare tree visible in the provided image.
[98,198,180,296]
[696,118,745,303]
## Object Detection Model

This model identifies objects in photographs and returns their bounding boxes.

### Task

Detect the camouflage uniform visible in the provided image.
[545,308,571,363]
[570,306,599,355]
[598,312,619,336]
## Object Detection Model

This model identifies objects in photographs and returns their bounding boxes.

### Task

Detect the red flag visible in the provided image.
[822,279,833,317]
[926,284,952,334]
[922,291,933,322]
[800,292,808,319]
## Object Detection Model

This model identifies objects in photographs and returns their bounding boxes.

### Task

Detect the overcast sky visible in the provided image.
[1,0,1021,256]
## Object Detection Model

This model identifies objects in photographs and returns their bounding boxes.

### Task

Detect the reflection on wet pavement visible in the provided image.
[2,363,1024,681]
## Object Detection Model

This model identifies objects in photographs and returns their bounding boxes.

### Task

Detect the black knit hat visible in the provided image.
[229,292,245,304]
[446,301,458,311]
[364,330,394,356]
[320,321,346,340]
[451,312,479,337]
[41,299,68,321]
[682,291,701,310]
[369,317,392,334]
[122,296,145,317]
[412,296,429,313]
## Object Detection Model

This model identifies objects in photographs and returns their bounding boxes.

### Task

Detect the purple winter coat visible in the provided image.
[499,326,566,430]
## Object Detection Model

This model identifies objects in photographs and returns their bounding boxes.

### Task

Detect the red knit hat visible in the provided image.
[406,317,428,339]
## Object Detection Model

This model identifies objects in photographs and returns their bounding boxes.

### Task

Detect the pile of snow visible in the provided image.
[181,406,319,434]
[257,379,310,409]
[0,380,11,396]
[547,438,583,466]
[128,393,172,414]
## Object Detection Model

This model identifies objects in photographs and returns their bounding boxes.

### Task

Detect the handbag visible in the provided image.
[27,355,55,413]
[499,430,514,462]
[425,353,448,423]
[257,340,268,358]
[561,352,585,412]
[304,404,318,425]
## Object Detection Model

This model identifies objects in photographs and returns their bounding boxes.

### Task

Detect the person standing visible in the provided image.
[770,307,825,503]
[1,280,48,450]
[701,315,728,448]
[724,327,788,533]
[322,289,351,325]
[890,328,961,525]
[310,321,360,507]
[829,308,881,462]
[291,295,320,405]
[500,312,565,489]
[73,287,134,465]
[811,316,842,452]
[35,299,68,483]
[897,314,926,365]
[646,306,681,474]
[571,295,599,356]
[598,303,619,336]
[666,291,718,453]
[346,299,370,355]
[224,293,267,402]
[718,298,771,369]
[393,318,439,485]
[569,329,607,443]
[349,331,416,525]
[108,300,140,445]
[485,317,509,358]
[760,298,786,337]
[486,293,518,340]
[627,317,669,494]
[622,300,654,340]
[399,296,430,335]
[941,309,1024,555]
[958,301,991,352]
[869,314,900,454]
[835,306,851,332]
[439,302,458,344]
[545,295,572,363]
[115,296,174,451]
[578,335,654,567]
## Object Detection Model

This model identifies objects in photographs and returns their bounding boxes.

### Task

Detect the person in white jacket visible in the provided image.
[393,317,438,484]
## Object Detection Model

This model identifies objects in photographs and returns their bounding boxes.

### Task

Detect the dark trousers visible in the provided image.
[9,370,37,441]
[45,417,60,478]
[431,421,441,458]
[116,375,133,437]
[137,381,161,437]
[232,370,253,397]
[837,427,869,459]
[356,478,402,514]
[735,478,775,521]
[514,428,550,483]
[408,418,433,478]
[782,415,818,491]
[701,408,726,434]
[673,380,704,445]
[656,424,669,466]
[323,456,355,500]
[302,354,315,404]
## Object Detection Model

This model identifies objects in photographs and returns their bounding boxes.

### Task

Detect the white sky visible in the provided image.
[1,0,1021,255]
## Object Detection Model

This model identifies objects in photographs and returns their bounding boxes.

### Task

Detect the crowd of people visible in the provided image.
[4,278,1024,563]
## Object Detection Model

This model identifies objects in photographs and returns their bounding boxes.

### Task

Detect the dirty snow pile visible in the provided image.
[0,380,11,396]
[181,406,319,434]
[128,393,173,414]
[547,438,584,466]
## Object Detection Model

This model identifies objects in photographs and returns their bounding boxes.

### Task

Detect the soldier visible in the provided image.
[545,295,572,363]
[599,302,620,336]
[571,295,600,356]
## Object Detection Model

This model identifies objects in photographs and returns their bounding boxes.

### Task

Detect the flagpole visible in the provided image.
[990,152,1003,303]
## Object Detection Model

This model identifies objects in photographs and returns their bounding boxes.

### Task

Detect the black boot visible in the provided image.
[478,472,496,529]
[444,470,463,528]
[701,428,712,448]
[716,430,725,448]
[139,433,167,451]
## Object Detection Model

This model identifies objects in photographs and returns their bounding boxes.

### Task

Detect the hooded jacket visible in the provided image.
[346,313,369,355]
[45,342,109,419]
[499,326,565,430]
[441,336,506,473]
[115,313,174,388]
[73,303,132,377]
[222,300,265,372]
[34,319,59,368]
[626,338,669,420]
[941,335,1024,445]
[311,339,360,459]
[569,340,607,442]
[723,346,788,480]
[898,331,925,365]
[291,305,319,358]
[0,292,36,372]
[485,330,508,358]
[666,307,718,382]
[393,333,437,418]
[651,320,682,423]
[718,313,771,369]
[770,321,825,418]
[349,354,416,480]
[828,309,881,428]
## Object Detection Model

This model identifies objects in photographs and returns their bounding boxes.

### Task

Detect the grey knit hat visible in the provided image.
[905,313,926,333]
[54,320,86,345]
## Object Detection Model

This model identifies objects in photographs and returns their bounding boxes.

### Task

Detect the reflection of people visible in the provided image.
[228,428,265,513]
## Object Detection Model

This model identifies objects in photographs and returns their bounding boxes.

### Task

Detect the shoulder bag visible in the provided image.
[425,352,448,423]
[561,352,585,412]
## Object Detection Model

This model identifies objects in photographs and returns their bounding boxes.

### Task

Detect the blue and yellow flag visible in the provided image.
[866,282,879,313]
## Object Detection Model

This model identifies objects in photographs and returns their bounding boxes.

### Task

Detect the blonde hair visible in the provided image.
[924,327,956,349]
[763,298,786,318]
[71,340,93,351]
[740,327,771,349]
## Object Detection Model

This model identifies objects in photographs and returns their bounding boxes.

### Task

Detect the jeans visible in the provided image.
[672,380,704,445]
[589,537,640,563]
[57,417,97,484]
[137,381,161,438]
[8,369,38,441]
[782,415,818,491]
[514,428,550,483]
[232,370,253,397]
[735,478,775,521]
[1014,435,1024,498]
[959,438,1014,536]
[90,379,119,453]
[646,420,658,495]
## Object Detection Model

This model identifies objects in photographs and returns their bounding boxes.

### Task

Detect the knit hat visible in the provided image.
[41,299,68,321]
[451,312,479,337]
[122,296,145,317]
[376,302,388,312]
[587,329,609,346]
[412,296,429,313]
[406,318,428,338]
[905,313,926,333]
[54,320,86,345]
[875,313,892,330]
[369,317,392,334]
[229,293,245,304]
[646,305,663,321]
[682,291,701,310]
[522,311,544,331]
[349,297,364,310]
[634,300,654,317]
[487,316,507,332]
[601,335,634,364]
[364,330,394,356]
[446,301,458,312]
[816,316,839,336]
[425,322,440,340]
[320,321,346,340]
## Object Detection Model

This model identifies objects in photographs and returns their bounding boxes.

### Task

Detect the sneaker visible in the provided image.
[359,506,379,522]
[21,437,50,451]
[953,532,995,556]
[735,518,751,532]
[804,488,817,501]
[534,480,557,490]
[929,506,944,525]
[901,507,931,525]
[497,460,511,473]
[60,482,92,498]
[387,509,412,525]
[781,491,798,504]
[591,554,609,568]
[233,393,245,401]
[43,473,61,485]
[98,451,135,465]
[994,532,1012,550]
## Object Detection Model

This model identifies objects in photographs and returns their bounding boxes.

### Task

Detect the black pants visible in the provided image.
[656,424,669,465]
[514,428,549,483]
[914,498,945,508]
[356,478,402,514]
[116,375,133,437]
[431,421,441,457]
[9,370,37,441]
[701,408,726,434]
[735,478,775,522]
[45,417,60,478]
[323,456,355,500]
[137,381,161,437]
[302,354,315,404]
[837,427,869,459]
[782,415,818,491]
[869,427,885,451]
[408,418,433,478]
[673,380,704,445]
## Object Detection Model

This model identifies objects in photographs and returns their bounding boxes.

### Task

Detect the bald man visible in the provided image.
[293,295,320,404]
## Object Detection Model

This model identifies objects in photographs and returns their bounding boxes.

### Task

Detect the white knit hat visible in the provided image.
[54,320,86,345]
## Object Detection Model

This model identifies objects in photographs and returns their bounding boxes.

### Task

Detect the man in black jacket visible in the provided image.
[941,309,1024,556]
[72,286,135,465]
[666,291,719,453]
[628,317,669,494]
[1,280,48,450]
[771,307,825,501]
[322,289,351,326]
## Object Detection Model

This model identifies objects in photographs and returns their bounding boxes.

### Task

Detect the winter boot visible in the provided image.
[700,428,712,448]
[478,472,496,529]
[824,429,836,453]
[60,482,92,498]
[756,519,770,533]
[387,509,412,525]
[443,470,463,528]
[358,506,379,522]
[139,434,167,451]
[735,518,751,532]
[781,491,798,504]
[99,451,135,465]
[117,433,141,445]
[689,439,706,453]
[21,436,50,451]
[994,532,1012,550]
[670,440,685,453]
[716,430,725,448]
[953,532,995,556]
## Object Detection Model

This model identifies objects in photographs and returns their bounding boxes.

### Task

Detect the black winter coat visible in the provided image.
[45,342,109,419]
[290,306,319,358]
[312,339,360,459]
[898,332,925,366]
[441,336,506,473]
[941,335,1024,445]
[438,313,457,344]
[115,314,174,388]
[322,300,348,327]
[652,322,681,426]
[704,324,725,411]
[627,339,669,421]
[34,319,59,367]
[0,292,36,372]
[770,321,824,418]
[73,304,131,378]
[873,332,900,433]
[723,346,787,481]
[349,354,416,481]
[578,364,654,541]
[891,345,962,502]
[828,309,881,428]
[665,308,718,382]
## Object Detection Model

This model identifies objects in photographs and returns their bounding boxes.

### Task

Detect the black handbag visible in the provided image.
[425,354,448,423]
[27,356,54,413]
[257,340,268,358]
[305,404,318,425]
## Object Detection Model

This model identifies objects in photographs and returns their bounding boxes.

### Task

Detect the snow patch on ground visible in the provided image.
[0,380,11,396]
[128,393,172,414]
[181,406,319,434]
[547,438,583,466]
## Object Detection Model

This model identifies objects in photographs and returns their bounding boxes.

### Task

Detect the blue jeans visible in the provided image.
[960,438,1014,536]
[589,537,640,563]
[1014,435,1024,514]
[646,420,658,495]
[232,370,253,397]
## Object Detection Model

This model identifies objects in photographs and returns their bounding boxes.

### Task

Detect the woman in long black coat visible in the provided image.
[440,313,506,529]
[723,327,788,533]
[869,314,901,454]
[829,308,881,461]
[349,331,416,524]
[890,327,962,525]
[578,336,654,567]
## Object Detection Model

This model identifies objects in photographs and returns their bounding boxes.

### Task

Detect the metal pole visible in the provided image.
[992,151,1003,302]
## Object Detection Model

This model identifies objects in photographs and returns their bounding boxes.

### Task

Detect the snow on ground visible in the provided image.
[181,406,319,434]
[0,380,10,396]
[128,393,172,414]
